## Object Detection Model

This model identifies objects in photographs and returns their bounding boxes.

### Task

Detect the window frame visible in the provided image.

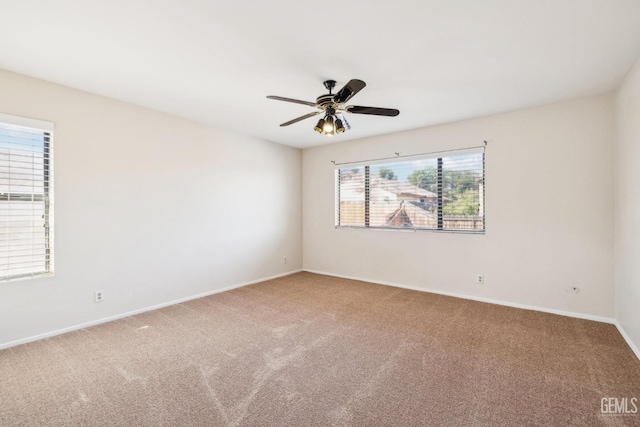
[0,113,54,282]
[335,148,485,234]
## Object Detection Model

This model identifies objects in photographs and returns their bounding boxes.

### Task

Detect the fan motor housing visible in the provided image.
[316,94,335,109]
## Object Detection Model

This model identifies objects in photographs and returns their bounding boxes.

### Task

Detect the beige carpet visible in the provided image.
[1,272,639,426]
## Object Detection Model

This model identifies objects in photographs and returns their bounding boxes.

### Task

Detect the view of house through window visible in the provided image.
[0,114,53,281]
[336,149,484,232]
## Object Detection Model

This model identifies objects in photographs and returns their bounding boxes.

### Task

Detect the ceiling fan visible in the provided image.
[267,79,399,136]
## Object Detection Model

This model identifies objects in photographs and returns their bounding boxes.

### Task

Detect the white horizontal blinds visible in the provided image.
[0,118,53,280]
[337,167,365,226]
[337,148,485,232]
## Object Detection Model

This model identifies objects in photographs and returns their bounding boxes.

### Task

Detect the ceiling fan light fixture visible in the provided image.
[335,118,345,133]
[323,115,334,133]
[314,118,325,133]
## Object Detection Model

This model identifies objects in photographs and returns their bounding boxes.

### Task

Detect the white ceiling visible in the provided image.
[1,1,640,149]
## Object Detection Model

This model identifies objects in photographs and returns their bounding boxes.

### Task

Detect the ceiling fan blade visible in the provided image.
[280,111,321,127]
[346,106,400,117]
[267,95,317,107]
[333,79,366,104]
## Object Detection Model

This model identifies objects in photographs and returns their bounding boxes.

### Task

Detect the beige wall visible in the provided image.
[0,69,302,347]
[303,95,615,319]
[0,65,628,348]
[614,58,640,354]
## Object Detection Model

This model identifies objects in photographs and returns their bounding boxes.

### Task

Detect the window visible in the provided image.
[0,113,53,281]
[336,148,484,232]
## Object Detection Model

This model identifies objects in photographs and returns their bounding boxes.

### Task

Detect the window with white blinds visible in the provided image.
[0,113,53,281]
[336,148,484,232]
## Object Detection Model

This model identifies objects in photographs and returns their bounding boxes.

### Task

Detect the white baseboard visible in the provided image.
[303,269,616,324]
[614,321,640,361]
[0,269,302,350]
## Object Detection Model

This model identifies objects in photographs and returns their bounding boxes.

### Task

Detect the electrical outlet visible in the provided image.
[95,290,104,303]
[477,275,484,284]
[283,256,287,264]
